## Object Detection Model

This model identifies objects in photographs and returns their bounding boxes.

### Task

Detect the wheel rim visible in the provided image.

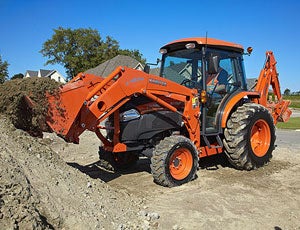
[169,147,193,180]
[250,119,271,157]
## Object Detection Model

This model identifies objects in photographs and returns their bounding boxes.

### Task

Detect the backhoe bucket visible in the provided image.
[46,73,105,143]
[275,100,292,123]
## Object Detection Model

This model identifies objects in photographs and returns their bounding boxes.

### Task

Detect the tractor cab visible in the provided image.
[159,38,247,135]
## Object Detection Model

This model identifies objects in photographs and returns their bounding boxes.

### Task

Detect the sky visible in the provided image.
[0,0,299,92]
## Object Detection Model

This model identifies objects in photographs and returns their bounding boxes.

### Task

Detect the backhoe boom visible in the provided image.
[254,51,291,123]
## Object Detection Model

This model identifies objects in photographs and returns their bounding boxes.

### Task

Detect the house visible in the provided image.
[25,69,66,83]
[246,78,257,90]
[85,55,144,77]
[149,67,160,76]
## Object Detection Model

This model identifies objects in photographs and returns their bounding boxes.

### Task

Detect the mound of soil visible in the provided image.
[0,115,152,229]
[0,77,60,136]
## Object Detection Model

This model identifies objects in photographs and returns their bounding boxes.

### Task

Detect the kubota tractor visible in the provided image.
[46,37,291,187]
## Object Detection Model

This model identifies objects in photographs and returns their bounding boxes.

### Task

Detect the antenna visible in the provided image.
[202,32,208,56]
[203,32,208,54]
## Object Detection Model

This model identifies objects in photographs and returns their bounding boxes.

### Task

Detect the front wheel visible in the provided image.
[223,103,276,170]
[151,135,199,187]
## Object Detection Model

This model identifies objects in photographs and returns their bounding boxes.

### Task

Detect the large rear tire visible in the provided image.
[151,135,199,187]
[223,103,275,170]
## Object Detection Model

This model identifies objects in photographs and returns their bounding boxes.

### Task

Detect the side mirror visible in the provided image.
[144,64,150,74]
[208,55,219,74]
[144,58,161,74]
[244,47,253,56]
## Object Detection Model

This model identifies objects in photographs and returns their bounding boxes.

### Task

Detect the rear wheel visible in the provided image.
[98,147,138,171]
[223,103,275,170]
[151,135,199,187]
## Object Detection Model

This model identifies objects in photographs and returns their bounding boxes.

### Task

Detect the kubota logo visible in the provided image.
[149,78,167,86]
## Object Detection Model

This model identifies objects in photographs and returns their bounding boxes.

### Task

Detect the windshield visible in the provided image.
[160,49,203,88]
[160,48,246,92]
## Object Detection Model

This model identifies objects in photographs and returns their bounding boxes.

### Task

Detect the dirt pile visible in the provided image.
[0,147,53,229]
[0,115,158,229]
[0,77,60,136]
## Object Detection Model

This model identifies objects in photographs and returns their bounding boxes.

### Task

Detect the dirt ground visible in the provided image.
[0,115,155,229]
[44,129,300,230]
[2,115,298,229]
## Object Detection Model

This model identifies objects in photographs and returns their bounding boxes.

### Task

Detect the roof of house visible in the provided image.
[39,69,53,77]
[25,69,65,82]
[246,78,257,90]
[162,67,183,84]
[26,70,38,77]
[169,63,187,73]
[85,55,143,77]
[149,67,160,76]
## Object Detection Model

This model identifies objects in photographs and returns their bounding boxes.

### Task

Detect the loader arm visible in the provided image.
[253,51,292,124]
[47,67,201,150]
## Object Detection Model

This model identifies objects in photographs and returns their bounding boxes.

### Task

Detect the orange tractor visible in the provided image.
[46,37,291,187]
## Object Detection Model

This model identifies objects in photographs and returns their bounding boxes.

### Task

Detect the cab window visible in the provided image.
[160,49,202,88]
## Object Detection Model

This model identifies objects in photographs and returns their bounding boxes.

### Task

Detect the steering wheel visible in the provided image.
[180,78,192,86]
[180,78,199,88]
[225,74,238,92]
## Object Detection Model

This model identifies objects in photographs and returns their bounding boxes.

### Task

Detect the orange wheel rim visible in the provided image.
[169,147,193,180]
[250,119,271,157]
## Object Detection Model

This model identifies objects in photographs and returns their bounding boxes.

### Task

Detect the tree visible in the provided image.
[284,88,291,96]
[11,73,24,80]
[40,27,145,79]
[0,55,9,84]
[119,49,146,65]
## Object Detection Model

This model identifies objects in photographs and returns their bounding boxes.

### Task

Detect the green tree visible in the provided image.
[40,27,145,79]
[11,73,24,80]
[119,49,146,65]
[284,88,291,96]
[0,55,9,84]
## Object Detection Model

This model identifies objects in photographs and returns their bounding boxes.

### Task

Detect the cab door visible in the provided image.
[202,50,245,134]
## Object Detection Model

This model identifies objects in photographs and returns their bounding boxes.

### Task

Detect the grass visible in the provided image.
[276,117,300,130]
[274,95,300,129]
[283,95,300,108]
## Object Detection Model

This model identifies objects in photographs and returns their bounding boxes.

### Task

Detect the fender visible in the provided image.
[221,91,260,128]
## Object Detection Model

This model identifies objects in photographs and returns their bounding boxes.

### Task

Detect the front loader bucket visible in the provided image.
[46,73,105,143]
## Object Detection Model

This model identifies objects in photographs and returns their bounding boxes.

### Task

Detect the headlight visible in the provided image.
[185,43,196,49]
[120,109,141,122]
[159,48,167,54]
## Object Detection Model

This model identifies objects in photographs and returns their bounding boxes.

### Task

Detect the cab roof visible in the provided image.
[160,37,244,53]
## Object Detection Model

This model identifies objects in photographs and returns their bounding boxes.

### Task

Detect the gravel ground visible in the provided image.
[0,115,159,229]
[40,126,300,230]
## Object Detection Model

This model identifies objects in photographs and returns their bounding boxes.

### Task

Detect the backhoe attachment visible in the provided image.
[254,51,292,124]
